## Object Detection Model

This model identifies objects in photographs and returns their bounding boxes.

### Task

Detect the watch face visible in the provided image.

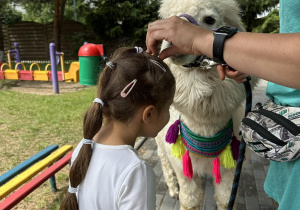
[215,26,237,33]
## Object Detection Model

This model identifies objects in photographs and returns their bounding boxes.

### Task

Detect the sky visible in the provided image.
[15,5,25,13]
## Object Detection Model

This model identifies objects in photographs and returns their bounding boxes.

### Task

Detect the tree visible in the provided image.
[237,0,279,32]
[54,0,67,51]
[0,0,9,52]
[0,0,22,54]
[22,2,55,24]
[11,0,67,51]
[22,0,85,24]
[253,8,279,33]
[63,0,86,24]
[83,0,160,46]
[1,4,22,25]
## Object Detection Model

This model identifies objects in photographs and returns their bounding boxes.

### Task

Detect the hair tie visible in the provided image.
[82,138,94,144]
[135,46,143,53]
[106,62,114,69]
[150,59,166,72]
[93,98,104,106]
[68,186,78,194]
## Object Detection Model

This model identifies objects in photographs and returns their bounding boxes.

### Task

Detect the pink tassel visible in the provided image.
[212,157,221,185]
[183,150,193,181]
[231,135,240,161]
[165,120,180,144]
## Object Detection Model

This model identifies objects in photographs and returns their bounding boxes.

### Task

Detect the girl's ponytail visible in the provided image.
[60,101,104,210]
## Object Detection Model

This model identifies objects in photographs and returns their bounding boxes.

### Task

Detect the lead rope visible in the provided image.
[227,76,252,210]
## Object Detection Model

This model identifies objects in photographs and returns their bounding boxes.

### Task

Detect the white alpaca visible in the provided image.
[156,0,259,209]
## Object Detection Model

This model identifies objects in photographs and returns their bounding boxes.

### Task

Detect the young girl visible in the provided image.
[60,46,176,210]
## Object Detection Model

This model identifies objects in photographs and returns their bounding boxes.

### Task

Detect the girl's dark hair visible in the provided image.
[60,47,175,210]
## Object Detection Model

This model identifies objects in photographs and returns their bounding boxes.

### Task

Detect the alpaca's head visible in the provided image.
[159,0,256,120]
[159,0,244,66]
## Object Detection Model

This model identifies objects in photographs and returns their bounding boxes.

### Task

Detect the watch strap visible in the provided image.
[213,33,227,64]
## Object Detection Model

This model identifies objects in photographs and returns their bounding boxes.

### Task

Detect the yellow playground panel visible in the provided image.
[0,63,19,80]
[33,64,49,81]
[64,62,79,83]
[1,50,19,80]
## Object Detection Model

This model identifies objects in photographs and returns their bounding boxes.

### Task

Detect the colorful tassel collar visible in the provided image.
[181,119,233,157]
[165,118,241,184]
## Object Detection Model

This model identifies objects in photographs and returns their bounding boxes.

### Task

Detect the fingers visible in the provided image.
[146,19,171,54]
[224,68,239,78]
[234,73,249,83]
[217,65,248,83]
[225,68,248,82]
[159,46,181,60]
[145,16,209,59]
[146,16,193,56]
[217,65,226,81]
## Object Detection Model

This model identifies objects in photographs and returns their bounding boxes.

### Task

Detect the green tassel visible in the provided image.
[219,144,235,169]
[171,136,186,160]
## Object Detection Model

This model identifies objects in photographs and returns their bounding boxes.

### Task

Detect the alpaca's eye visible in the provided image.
[204,16,216,25]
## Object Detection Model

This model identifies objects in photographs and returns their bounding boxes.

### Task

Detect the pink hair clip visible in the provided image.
[120,79,137,98]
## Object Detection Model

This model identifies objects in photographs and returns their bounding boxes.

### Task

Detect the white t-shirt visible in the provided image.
[71,140,156,210]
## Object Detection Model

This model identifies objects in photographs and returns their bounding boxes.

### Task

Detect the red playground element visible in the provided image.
[0,63,6,80]
[0,72,4,80]
[78,43,101,56]
[19,63,34,81]
[96,44,105,56]
[48,71,66,81]
[0,151,73,210]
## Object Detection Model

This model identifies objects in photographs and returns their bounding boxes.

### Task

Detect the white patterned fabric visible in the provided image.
[241,100,300,162]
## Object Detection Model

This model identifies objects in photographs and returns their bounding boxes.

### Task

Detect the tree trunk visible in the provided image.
[0,16,4,62]
[54,0,66,52]
[58,0,67,52]
[54,0,60,51]
[0,16,4,50]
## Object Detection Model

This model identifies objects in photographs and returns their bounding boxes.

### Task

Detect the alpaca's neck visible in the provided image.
[179,112,232,137]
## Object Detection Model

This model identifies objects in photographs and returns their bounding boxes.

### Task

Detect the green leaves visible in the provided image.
[237,0,279,32]
[253,8,279,33]
[84,0,159,44]
[0,3,22,25]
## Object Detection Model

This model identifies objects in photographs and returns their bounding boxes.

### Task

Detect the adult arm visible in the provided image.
[146,16,300,89]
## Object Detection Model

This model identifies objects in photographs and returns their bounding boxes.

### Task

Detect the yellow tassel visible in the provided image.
[219,144,235,169]
[171,136,186,160]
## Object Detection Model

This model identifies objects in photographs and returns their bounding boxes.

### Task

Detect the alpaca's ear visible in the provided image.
[224,17,245,32]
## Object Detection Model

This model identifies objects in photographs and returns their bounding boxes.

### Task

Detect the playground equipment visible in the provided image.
[0,145,73,209]
[0,42,105,93]
[6,42,21,70]
[0,42,80,86]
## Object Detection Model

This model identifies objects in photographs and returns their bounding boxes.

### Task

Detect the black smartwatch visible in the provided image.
[213,26,238,64]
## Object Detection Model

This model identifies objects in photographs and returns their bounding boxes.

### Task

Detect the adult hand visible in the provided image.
[146,16,213,60]
[216,65,248,83]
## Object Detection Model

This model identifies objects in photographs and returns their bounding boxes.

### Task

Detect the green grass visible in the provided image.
[0,86,97,209]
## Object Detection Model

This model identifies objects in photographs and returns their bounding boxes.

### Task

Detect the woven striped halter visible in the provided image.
[180,119,233,157]
[165,117,240,184]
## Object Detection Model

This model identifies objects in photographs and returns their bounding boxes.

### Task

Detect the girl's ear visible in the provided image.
[142,105,156,123]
